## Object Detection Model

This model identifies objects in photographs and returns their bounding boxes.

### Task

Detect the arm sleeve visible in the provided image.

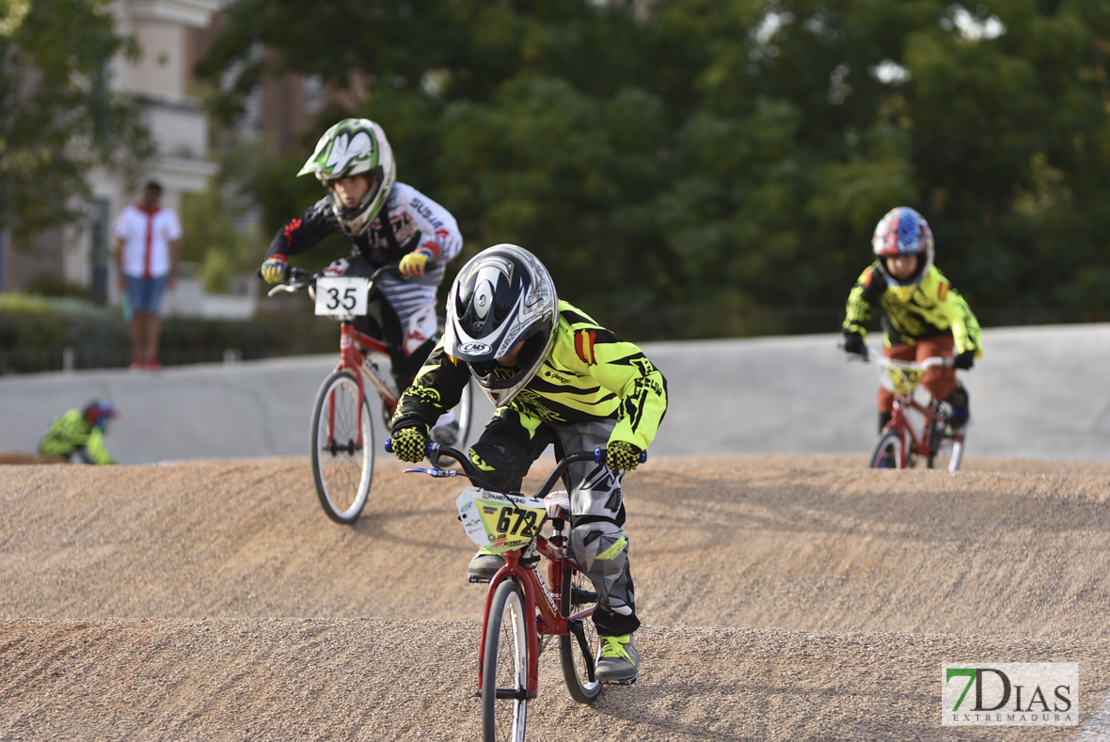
[113,210,129,239]
[86,428,115,465]
[390,339,472,431]
[402,188,463,262]
[943,288,983,357]
[165,209,182,241]
[266,199,335,259]
[568,330,668,451]
[843,265,883,337]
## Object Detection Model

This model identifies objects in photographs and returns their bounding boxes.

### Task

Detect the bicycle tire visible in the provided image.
[455,377,475,448]
[927,417,965,472]
[559,564,602,704]
[869,429,904,469]
[310,370,375,524]
[482,579,529,742]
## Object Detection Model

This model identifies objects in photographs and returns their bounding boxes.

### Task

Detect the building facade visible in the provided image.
[0,0,220,304]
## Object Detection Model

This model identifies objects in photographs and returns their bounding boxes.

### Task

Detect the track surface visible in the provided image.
[3,455,1110,740]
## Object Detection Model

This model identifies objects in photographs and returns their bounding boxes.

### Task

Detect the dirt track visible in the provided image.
[3,454,1110,740]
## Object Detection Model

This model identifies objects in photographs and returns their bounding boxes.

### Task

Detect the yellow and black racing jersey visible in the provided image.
[844,262,983,356]
[38,410,115,465]
[392,301,668,451]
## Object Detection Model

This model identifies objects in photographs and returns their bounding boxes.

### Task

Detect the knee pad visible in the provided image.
[322,257,350,277]
[944,385,969,408]
[467,438,532,493]
[570,520,628,575]
[403,303,438,357]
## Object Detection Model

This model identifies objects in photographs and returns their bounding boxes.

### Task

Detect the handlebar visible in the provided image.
[842,342,954,369]
[260,260,430,291]
[384,439,647,500]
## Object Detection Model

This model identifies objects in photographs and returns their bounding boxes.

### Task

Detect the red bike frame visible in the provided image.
[396,444,607,702]
[875,355,965,468]
[476,537,593,699]
[884,392,950,465]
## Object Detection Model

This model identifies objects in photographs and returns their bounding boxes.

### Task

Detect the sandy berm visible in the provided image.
[2,454,1109,740]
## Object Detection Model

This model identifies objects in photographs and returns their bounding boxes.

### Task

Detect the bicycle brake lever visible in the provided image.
[402,467,458,478]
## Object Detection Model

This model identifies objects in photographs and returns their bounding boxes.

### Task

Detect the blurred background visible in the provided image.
[0,0,1107,372]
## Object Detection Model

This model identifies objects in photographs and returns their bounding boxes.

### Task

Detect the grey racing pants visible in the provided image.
[469,409,640,637]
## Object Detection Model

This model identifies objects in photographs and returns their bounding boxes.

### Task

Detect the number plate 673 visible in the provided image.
[314,276,370,317]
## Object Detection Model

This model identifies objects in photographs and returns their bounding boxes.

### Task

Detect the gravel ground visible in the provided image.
[2,454,1109,740]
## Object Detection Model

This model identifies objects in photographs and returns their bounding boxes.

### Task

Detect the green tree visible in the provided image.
[0,0,152,248]
[199,0,1110,331]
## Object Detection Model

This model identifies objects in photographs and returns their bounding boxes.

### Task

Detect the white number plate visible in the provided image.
[456,487,547,553]
[314,277,369,317]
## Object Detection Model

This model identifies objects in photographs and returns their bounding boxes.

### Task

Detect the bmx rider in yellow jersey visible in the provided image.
[389,245,668,685]
[842,207,983,445]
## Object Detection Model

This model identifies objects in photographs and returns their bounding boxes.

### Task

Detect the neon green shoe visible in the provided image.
[595,634,639,684]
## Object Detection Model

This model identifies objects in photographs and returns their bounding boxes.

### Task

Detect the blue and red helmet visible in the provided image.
[83,400,118,432]
[871,207,934,286]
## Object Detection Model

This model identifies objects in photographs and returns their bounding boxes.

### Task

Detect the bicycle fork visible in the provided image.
[478,557,540,700]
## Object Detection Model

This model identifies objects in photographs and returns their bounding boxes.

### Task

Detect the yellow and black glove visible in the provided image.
[391,425,430,463]
[605,441,643,472]
[260,254,288,284]
[399,246,436,278]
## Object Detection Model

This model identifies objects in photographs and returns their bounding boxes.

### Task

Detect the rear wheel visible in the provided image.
[559,565,602,704]
[310,370,374,524]
[869,429,904,469]
[482,580,529,742]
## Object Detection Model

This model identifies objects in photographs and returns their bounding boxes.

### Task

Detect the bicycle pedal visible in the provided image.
[468,575,491,585]
[602,676,638,687]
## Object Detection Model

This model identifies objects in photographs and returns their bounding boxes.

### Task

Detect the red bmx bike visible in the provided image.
[866,352,966,471]
[394,441,644,742]
[267,265,473,524]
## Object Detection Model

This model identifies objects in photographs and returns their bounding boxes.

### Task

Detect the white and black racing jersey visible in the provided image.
[265,182,462,268]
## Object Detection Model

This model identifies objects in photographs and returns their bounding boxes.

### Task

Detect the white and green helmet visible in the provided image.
[297,118,396,236]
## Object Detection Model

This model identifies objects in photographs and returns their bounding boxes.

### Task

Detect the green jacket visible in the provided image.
[393,301,668,451]
[844,263,983,356]
[38,410,115,465]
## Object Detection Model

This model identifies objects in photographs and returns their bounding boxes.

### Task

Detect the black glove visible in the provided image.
[842,332,868,360]
[605,441,642,472]
[953,350,975,370]
[391,425,429,463]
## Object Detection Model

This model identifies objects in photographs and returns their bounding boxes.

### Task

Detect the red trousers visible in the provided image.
[878,336,957,413]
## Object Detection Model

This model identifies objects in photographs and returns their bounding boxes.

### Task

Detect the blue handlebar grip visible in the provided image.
[384,438,394,454]
[640,451,648,463]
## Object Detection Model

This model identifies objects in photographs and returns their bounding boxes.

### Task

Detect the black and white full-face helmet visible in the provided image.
[443,245,559,408]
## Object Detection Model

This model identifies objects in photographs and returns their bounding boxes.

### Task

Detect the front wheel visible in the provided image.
[927,416,965,472]
[310,370,375,524]
[869,429,904,469]
[559,565,602,704]
[454,377,475,448]
[482,580,529,742]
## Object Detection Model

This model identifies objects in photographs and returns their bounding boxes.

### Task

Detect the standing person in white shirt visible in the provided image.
[114,180,182,371]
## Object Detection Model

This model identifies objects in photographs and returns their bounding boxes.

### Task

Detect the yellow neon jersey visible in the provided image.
[393,301,668,450]
[844,263,983,356]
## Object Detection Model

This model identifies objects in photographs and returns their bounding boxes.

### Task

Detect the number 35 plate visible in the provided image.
[314,276,370,317]
[456,487,547,553]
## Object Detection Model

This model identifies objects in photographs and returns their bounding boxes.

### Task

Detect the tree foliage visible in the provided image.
[199,0,1110,318]
[0,0,153,248]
